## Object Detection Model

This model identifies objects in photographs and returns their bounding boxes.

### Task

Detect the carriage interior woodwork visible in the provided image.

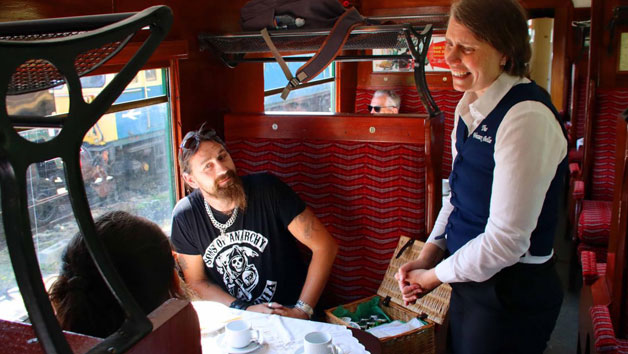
[3,0,628,353]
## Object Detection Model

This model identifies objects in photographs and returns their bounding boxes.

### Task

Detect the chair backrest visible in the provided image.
[224,113,441,303]
[605,116,628,337]
[355,88,461,177]
[569,56,588,144]
[0,6,173,353]
[583,86,628,201]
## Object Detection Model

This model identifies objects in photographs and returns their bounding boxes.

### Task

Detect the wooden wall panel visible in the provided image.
[357,61,453,90]
[337,61,359,113]
[224,113,427,144]
[360,0,569,15]
[552,4,572,113]
[0,0,111,21]
[594,0,628,89]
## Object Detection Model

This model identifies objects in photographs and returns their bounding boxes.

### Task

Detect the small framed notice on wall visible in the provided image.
[620,32,628,72]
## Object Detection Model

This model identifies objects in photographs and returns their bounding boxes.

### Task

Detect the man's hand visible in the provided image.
[246,302,309,319]
[273,306,310,320]
[246,302,284,315]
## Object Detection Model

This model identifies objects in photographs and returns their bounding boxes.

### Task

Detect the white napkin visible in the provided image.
[193,301,243,335]
[248,313,293,348]
[366,318,427,339]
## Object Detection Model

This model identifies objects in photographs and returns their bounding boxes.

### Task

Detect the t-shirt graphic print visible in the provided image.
[204,229,276,302]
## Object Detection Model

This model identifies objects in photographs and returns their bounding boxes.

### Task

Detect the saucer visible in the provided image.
[217,333,263,354]
[293,345,344,354]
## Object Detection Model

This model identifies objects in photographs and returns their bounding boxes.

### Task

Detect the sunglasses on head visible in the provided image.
[368,105,396,113]
[179,126,219,151]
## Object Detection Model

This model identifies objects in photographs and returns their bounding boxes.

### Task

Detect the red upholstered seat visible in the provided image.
[227,138,426,302]
[591,305,619,353]
[355,88,462,177]
[570,148,584,164]
[578,200,613,245]
[573,72,588,144]
[573,90,628,266]
[574,179,585,198]
[618,340,628,354]
[577,242,608,263]
[581,250,607,285]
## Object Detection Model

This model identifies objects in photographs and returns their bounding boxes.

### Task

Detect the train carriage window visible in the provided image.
[146,69,157,81]
[80,75,106,88]
[264,56,336,113]
[1,68,176,322]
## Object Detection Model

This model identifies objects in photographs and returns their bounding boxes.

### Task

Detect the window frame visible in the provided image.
[263,59,337,113]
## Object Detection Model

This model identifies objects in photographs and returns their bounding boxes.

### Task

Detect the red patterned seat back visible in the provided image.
[574,74,588,140]
[591,89,628,201]
[355,88,461,177]
[227,138,426,302]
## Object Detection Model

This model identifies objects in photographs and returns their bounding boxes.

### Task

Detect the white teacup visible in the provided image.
[304,331,337,354]
[224,319,259,349]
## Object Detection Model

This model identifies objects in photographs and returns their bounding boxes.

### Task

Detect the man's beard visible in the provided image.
[206,170,247,211]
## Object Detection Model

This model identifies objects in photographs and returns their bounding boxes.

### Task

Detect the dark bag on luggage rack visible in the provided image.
[240,0,365,99]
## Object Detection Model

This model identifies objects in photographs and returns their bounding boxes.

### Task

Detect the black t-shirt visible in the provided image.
[170,173,308,305]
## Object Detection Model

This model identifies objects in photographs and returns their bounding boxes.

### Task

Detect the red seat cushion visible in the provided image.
[618,339,628,354]
[569,162,581,177]
[590,90,628,201]
[578,200,612,245]
[577,242,608,263]
[581,250,598,284]
[573,180,585,199]
[569,148,583,164]
[591,305,618,353]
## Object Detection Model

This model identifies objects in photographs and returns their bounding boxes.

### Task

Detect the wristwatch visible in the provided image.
[229,299,251,310]
[294,300,314,318]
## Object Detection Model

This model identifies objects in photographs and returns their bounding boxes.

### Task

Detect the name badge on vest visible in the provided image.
[472,124,493,144]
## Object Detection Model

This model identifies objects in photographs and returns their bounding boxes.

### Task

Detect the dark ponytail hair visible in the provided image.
[49,211,185,337]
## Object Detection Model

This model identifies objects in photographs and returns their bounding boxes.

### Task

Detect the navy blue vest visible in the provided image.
[445,82,568,257]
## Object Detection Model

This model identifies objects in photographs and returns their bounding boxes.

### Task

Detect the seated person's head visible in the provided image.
[369,90,401,114]
[178,123,247,210]
[49,211,185,338]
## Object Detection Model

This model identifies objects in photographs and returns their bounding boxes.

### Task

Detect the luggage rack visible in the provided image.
[199,21,443,117]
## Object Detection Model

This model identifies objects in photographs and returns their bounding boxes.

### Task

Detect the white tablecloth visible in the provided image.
[193,301,370,354]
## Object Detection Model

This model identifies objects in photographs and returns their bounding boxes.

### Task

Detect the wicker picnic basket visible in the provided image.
[325,236,451,354]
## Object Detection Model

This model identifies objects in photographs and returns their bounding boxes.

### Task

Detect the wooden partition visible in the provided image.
[607,116,628,335]
[0,299,201,354]
[224,113,442,302]
[578,116,628,353]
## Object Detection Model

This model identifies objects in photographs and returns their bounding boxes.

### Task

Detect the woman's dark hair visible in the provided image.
[450,0,531,77]
[49,211,185,338]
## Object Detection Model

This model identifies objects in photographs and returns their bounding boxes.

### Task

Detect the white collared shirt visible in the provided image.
[427,73,568,284]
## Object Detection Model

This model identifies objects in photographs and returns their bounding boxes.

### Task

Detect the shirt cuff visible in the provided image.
[434,257,456,284]
[426,232,447,250]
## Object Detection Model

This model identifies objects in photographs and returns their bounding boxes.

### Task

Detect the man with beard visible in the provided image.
[170,124,337,319]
